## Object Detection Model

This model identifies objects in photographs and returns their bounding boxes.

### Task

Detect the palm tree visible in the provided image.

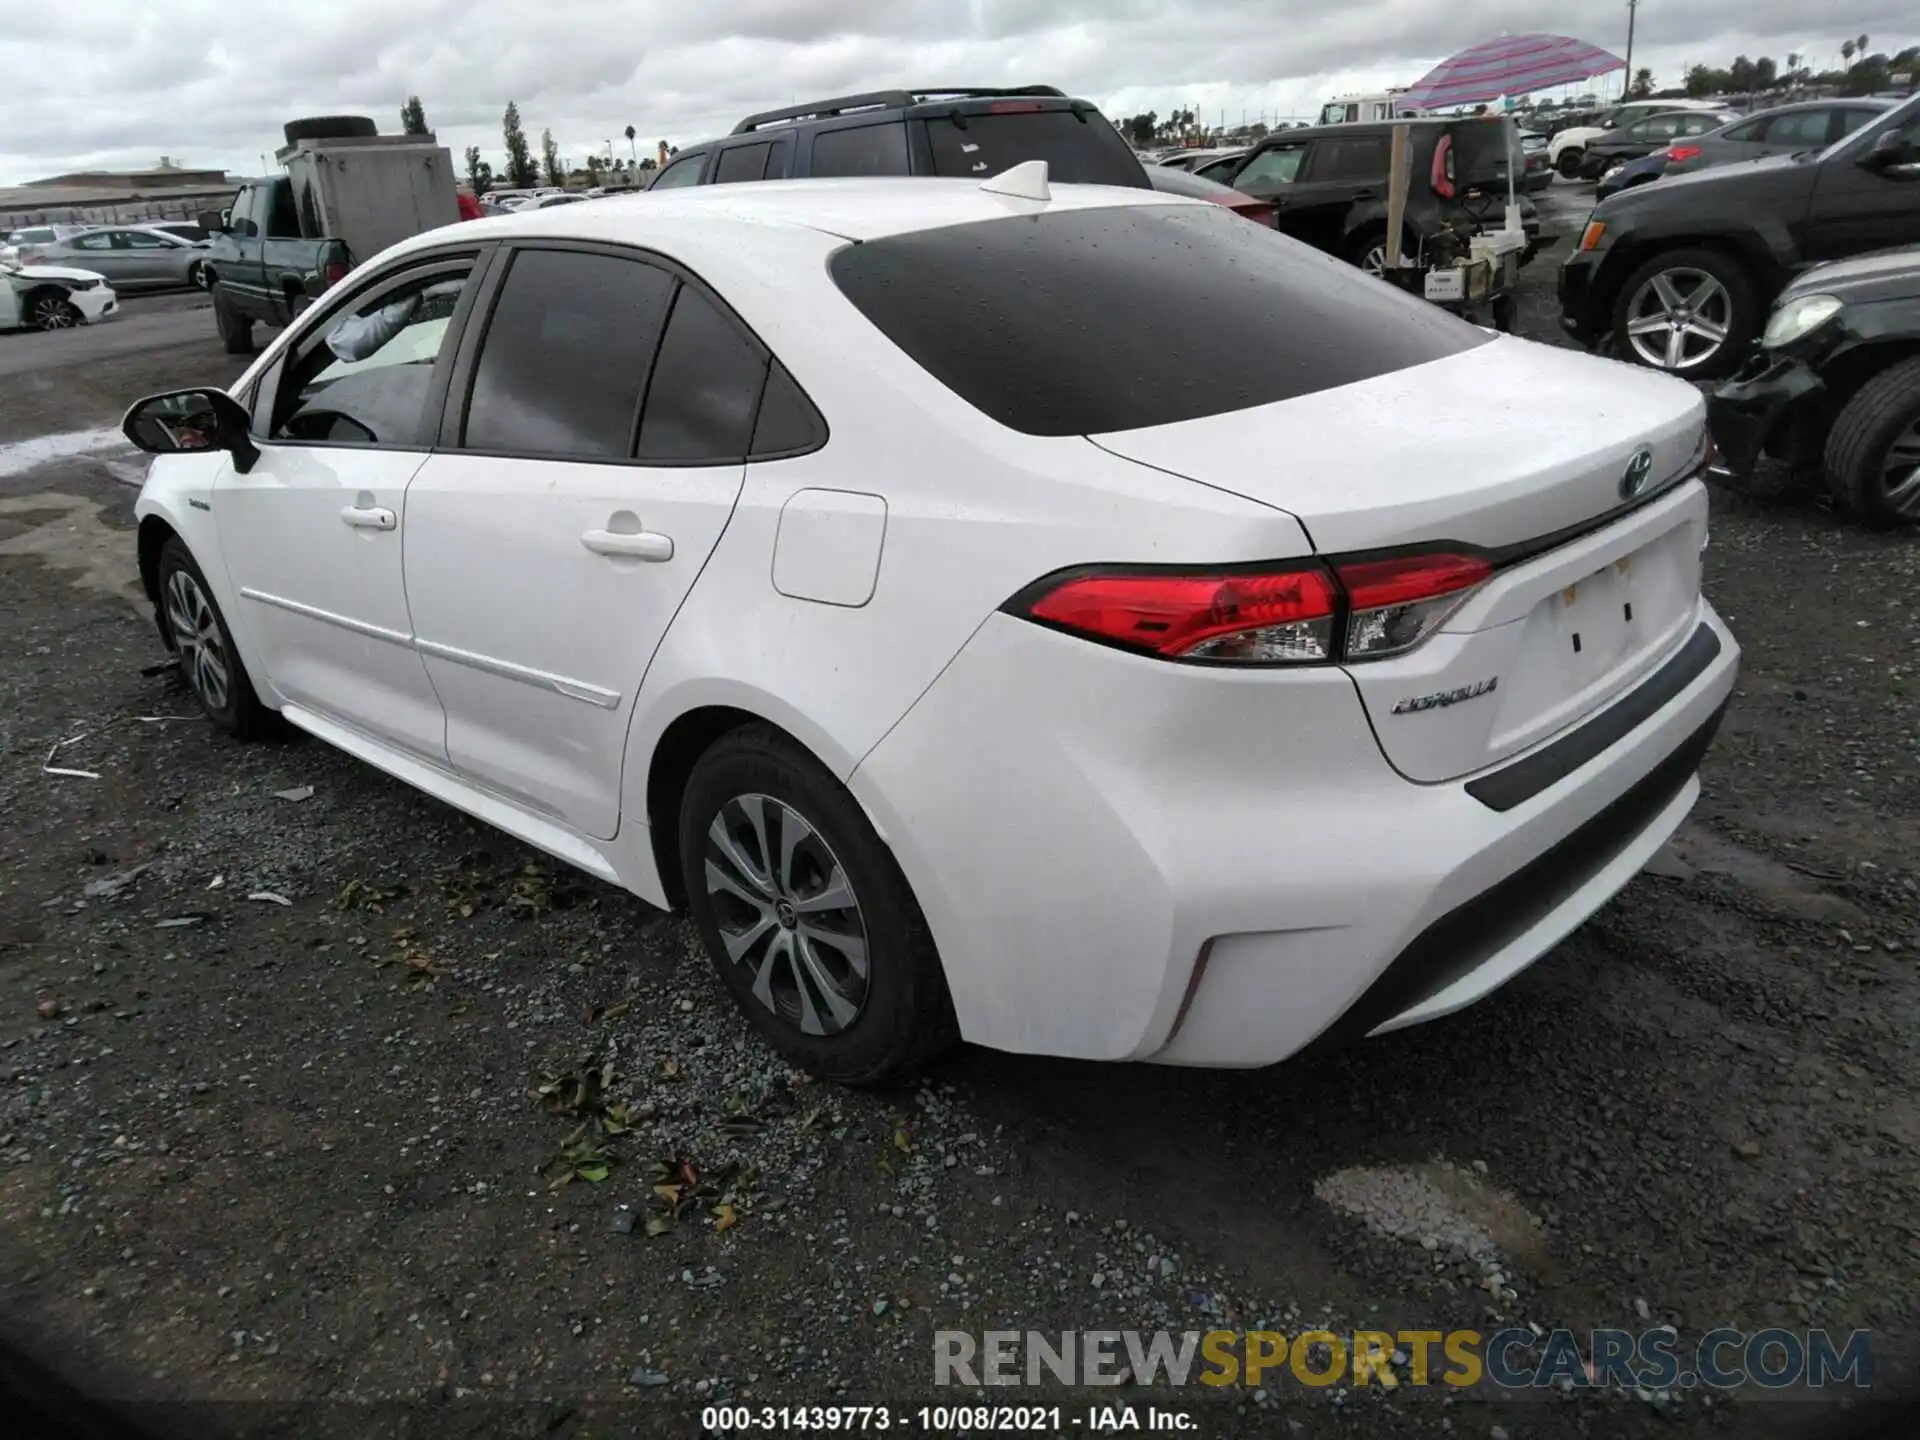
[1857,33,1869,59]
[1841,39,1856,67]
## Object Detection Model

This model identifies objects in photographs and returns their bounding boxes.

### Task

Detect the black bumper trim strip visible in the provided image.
[1466,621,1722,814]
[1296,697,1728,1060]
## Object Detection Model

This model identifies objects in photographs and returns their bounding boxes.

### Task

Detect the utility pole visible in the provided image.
[1623,0,1638,99]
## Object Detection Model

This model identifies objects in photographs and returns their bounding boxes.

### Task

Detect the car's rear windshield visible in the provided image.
[829,202,1490,437]
[922,109,1147,188]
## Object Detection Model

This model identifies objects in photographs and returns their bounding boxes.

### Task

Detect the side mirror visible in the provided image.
[1861,130,1920,174]
[121,389,259,474]
[197,209,228,233]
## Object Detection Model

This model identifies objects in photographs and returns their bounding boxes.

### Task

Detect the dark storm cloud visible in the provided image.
[1,0,1912,181]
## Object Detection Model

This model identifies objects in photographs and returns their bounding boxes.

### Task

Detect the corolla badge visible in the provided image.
[1391,677,1498,715]
[1620,447,1655,500]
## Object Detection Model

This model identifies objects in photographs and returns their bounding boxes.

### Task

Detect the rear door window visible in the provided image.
[713,142,773,184]
[1758,110,1834,147]
[808,123,911,178]
[1304,135,1386,181]
[830,203,1489,437]
[463,249,676,459]
[923,109,1144,186]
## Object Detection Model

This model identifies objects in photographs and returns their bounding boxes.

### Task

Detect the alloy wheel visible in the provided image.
[1360,244,1388,277]
[33,296,76,329]
[164,568,232,713]
[1883,415,1920,521]
[1624,267,1732,371]
[702,793,869,1037]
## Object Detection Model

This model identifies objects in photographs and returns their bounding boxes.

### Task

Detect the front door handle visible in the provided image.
[582,528,673,562]
[341,504,396,531]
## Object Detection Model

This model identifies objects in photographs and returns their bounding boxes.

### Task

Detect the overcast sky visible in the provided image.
[2,1,1913,183]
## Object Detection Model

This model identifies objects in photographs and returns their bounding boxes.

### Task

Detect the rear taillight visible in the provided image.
[323,261,348,287]
[987,101,1045,113]
[1232,201,1278,227]
[1337,552,1491,658]
[1014,550,1491,666]
[1664,145,1701,163]
[1430,134,1455,199]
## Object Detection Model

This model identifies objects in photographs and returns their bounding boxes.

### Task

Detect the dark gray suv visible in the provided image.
[647,87,1149,191]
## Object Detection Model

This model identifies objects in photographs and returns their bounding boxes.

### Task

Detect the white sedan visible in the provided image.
[123,173,1738,1081]
[2,260,118,330]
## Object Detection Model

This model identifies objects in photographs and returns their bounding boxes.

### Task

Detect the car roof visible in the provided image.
[390,176,1196,254]
[1259,116,1509,144]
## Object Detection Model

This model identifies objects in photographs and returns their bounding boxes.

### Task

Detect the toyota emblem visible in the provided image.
[1620,448,1655,500]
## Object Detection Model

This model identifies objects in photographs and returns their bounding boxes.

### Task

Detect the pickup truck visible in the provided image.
[199,175,349,354]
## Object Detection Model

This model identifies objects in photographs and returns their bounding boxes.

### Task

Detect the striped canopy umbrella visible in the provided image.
[1398,34,1625,111]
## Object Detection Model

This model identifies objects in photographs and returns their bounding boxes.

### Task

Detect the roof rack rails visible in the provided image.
[907,86,1068,101]
[732,92,917,134]
[731,85,1071,134]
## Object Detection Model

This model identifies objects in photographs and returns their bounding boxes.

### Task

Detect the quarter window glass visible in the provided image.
[1232,146,1306,190]
[275,266,472,446]
[714,143,772,184]
[809,123,910,178]
[635,286,767,463]
[464,249,676,459]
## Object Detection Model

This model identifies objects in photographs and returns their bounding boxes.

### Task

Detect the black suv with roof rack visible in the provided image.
[645,86,1150,191]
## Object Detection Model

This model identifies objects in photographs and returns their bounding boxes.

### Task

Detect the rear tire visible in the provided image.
[186,259,205,290]
[678,725,958,1085]
[155,536,274,740]
[1822,355,1920,529]
[213,290,255,355]
[1555,147,1584,179]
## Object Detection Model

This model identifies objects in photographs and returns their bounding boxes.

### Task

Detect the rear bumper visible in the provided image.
[852,597,1739,1069]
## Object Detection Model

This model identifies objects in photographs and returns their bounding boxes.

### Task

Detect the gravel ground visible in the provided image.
[0,217,1916,1440]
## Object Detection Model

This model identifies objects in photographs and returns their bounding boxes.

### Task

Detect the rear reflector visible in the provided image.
[1016,550,1491,666]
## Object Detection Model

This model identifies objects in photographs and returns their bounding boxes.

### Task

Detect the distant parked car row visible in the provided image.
[1596,99,1894,198]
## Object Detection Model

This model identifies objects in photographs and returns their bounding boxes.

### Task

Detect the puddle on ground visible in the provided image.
[0,492,145,605]
[0,426,132,481]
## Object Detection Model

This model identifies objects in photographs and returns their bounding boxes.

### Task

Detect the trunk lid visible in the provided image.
[1090,336,1711,783]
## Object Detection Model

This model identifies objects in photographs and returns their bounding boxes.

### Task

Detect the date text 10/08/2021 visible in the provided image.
[700,1406,1194,1431]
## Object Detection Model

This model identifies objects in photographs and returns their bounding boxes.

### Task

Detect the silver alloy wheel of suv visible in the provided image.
[1623,266,1732,371]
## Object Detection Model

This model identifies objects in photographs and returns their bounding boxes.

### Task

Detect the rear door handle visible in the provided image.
[340,504,395,531]
[582,528,673,562]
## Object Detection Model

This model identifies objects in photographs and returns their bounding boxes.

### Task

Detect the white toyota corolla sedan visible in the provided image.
[125,171,1738,1082]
